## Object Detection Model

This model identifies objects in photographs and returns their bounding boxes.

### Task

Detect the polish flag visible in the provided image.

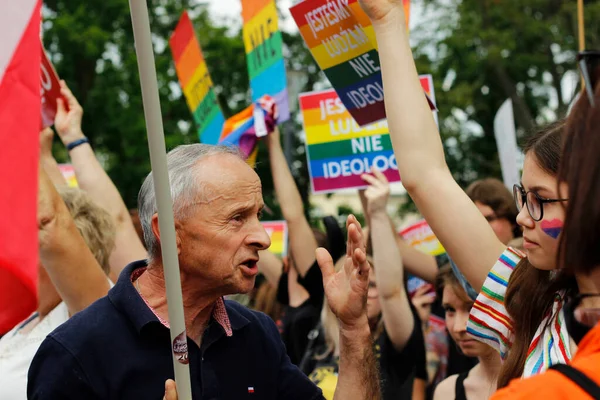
[0,0,41,334]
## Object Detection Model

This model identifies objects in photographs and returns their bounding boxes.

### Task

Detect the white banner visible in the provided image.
[494,99,521,189]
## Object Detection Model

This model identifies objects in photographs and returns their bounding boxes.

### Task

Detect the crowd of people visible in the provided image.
[1,0,599,399]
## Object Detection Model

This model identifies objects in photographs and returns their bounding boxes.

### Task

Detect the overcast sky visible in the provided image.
[201,0,425,33]
[202,0,297,31]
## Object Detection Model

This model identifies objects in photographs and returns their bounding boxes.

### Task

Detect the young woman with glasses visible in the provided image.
[490,50,600,400]
[353,0,590,388]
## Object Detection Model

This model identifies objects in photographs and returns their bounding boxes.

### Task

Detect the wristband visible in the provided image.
[66,137,89,151]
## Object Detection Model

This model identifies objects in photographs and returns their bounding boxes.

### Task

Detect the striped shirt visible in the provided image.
[467,247,573,377]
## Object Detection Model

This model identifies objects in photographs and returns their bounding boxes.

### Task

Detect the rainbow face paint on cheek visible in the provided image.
[541,219,563,239]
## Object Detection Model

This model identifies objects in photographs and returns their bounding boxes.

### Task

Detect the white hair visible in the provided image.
[138,144,245,261]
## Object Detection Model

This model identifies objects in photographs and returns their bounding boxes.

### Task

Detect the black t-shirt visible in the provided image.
[277,260,324,311]
[307,309,427,400]
[276,260,323,365]
[278,301,321,366]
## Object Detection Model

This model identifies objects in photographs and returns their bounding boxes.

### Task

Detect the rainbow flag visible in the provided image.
[218,96,278,167]
[241,0,289,122]
[170,11,225,145]
[299,75,436,193]
[261,221,288,257]
[290,0,433,127]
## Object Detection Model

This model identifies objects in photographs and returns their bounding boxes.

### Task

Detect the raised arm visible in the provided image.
[39,128,68,187]
[38,167,111,316]
[363,170,414,350]
[358,0,505,291]
[54,81,146,278]
[359,189,438,283]
[318,215,381,400]
[395,239,438,283]
[266,128,317,277]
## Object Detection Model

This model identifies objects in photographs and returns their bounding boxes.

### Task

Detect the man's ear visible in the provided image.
[151,214,161,250]
[152,215,184,256]
[174,220,183,256]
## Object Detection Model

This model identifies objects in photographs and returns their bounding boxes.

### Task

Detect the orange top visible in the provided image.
[491,322,600,399]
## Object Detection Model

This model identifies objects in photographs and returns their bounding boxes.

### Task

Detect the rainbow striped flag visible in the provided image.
[218,96,278,167]
[241,0,289,122]
[170,11,225,145]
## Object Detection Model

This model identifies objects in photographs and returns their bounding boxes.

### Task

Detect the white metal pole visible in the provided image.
[127,1,192,398]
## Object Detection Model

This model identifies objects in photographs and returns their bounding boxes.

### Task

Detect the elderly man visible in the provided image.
[28,145,379,400]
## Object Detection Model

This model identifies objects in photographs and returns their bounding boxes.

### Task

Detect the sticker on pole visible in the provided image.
[172,331,189,365]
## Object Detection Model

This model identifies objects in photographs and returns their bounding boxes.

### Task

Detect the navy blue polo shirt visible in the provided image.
[28,260,324,400]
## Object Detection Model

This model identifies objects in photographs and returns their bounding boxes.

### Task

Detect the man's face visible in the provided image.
[175,154,271,296]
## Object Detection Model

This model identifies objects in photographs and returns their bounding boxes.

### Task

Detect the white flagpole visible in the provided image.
[127,1,192,398]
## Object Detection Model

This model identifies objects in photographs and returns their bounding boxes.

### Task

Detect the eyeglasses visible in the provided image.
[576,50,600,107]
[512,184,568,222]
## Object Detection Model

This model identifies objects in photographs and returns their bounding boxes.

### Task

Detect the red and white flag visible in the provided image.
[0,0,41,334]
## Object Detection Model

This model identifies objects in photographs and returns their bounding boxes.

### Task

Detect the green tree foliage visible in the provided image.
[44,0,598,222]
[43,0,321,218]
[413,0,600,187]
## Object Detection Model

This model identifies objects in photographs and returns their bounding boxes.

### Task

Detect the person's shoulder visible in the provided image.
[491,370,571,400]
[433,374,459,400]
[46,296,116,350]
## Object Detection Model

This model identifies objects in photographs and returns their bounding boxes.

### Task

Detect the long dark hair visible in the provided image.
[558,81,600,274]
[497,120,577,388]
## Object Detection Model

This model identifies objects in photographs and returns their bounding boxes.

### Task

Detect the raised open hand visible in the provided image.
[317,215,370,330]
[54,80,84,145]
[411,284,436,324]
[361,169,390,216]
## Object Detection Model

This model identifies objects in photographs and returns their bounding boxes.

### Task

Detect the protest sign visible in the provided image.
[58,164,78,187]
[300,75,436,194]
[290,0,432,127]
[170,11,225,145]
[40,46,66,128]
[400,218,445,299]
[261,220,288,257]
[241,0,289,122]
[399,219,445,257]
[300,88,396,193]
